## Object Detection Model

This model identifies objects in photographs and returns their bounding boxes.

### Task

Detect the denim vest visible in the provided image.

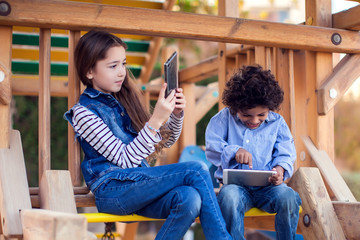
[64,87,144,191]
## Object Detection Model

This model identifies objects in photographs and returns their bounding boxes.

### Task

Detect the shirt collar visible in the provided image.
[83,87,112,99]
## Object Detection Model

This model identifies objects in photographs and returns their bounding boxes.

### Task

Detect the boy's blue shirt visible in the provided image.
[205,107,296,181]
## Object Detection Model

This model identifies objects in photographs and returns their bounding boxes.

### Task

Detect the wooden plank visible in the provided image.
[304,0,335,166]
[39,170,77,214]
[194,82,219,123]
[276,49,296,135]
[138,37,162,84]
[67,30,82,187]
[138,0,174,84]
[0,26,12,149]
[2,0,360,53]
[66,0,164,9]
[12,75,68,97]
[333,201,360,240]
[317,54,360,115]
[254,46,266,67]
[302,136,356,202]
[21,209,88,240]
[217,0,238,111]
[38,28,51,184]
[0,130,32,236]
[179,83,196,151]
[178,56,218,83]
[288,167,346,240]
[333,5,360,31]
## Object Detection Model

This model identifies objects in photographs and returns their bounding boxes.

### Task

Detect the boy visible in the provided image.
[205,65,301,240]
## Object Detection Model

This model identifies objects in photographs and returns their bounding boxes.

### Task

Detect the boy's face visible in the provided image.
[237,106,269,130]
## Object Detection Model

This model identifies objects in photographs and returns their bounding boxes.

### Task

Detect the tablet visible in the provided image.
[164,51,178,97]
[223,169,276,187]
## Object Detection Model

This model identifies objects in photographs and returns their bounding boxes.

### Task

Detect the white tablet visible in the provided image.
[223,169,276,187]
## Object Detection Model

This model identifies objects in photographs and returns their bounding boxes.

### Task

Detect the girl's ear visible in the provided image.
[86,70,93,80]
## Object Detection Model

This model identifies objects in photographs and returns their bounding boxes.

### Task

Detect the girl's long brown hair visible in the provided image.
[74,29,169,163]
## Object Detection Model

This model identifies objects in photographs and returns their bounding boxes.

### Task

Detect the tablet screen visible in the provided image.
[223,169,276,186]
[164,52,178,97]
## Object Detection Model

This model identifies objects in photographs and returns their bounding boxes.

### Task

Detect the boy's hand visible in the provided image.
[235,148,253,169]
[269,166,284,185]
[172,88,186,117]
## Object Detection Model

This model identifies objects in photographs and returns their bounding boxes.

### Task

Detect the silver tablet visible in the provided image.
[223,169,276,187]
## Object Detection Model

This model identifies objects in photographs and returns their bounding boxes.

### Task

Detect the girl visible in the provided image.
[64,29,231,240]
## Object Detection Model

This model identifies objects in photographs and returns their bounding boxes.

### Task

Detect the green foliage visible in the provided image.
[334,99,360,171]
[13,96,68,187]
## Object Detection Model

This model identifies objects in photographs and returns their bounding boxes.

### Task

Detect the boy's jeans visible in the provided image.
[93,161,232,240]
[217,183,301,240]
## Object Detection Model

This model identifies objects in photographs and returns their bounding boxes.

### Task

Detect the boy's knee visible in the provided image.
[218,185,246,209]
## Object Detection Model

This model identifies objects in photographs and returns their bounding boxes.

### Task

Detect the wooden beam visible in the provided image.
[333,201,360,240]
[317,54,360,115]
[1,0,360,53]
[0,26,12,149]
[333,5,360,31]
[179,56,218,83]
[194,82,218,123]
[288,167,346,240]
[302,136,356,202]
[38,28,51,184]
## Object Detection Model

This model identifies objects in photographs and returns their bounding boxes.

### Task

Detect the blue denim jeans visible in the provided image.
[93,161,232,240]
[217,183,301,240]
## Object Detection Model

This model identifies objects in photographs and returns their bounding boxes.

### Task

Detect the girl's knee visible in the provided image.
[174,186,201,217]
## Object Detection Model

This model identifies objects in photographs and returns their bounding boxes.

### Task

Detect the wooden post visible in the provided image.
[179,82,196,151]
[67,30,82,186]
[0,26,12,149]
[288,168,346,239]
[218,0,239,110]
[38,28,52,184]
[305,0,334,160]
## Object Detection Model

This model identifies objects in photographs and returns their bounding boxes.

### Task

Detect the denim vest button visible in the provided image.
[121,112,125,116]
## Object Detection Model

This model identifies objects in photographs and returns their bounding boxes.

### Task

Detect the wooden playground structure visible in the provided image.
[1,0,360,239]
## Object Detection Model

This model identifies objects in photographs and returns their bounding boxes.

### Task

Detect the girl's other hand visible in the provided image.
[148,83,176,129]
[173,88,186,117]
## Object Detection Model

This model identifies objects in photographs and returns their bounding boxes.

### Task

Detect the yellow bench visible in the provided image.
[80,206,302,223]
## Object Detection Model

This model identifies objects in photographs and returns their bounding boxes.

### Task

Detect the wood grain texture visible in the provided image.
[1,0,360,53]
[288,167,346,239]
[0,130,32,236]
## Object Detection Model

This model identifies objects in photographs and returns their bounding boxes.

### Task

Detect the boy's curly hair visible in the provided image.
[222,65,284,115]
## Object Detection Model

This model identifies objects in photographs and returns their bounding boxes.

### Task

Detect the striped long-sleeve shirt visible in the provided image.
[71,104,183,169]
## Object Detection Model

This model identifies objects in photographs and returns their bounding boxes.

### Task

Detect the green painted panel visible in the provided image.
[12,33,149,52]
[11,61,141,78]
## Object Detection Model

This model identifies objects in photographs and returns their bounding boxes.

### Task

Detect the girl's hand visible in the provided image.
[269,166,284,185]
[148,83,176,130]
[235,148,253,169]
[173,88,186,117]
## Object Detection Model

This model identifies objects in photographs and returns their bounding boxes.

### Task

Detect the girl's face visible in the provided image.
[237,106,269,130]
[87,46,127,94]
